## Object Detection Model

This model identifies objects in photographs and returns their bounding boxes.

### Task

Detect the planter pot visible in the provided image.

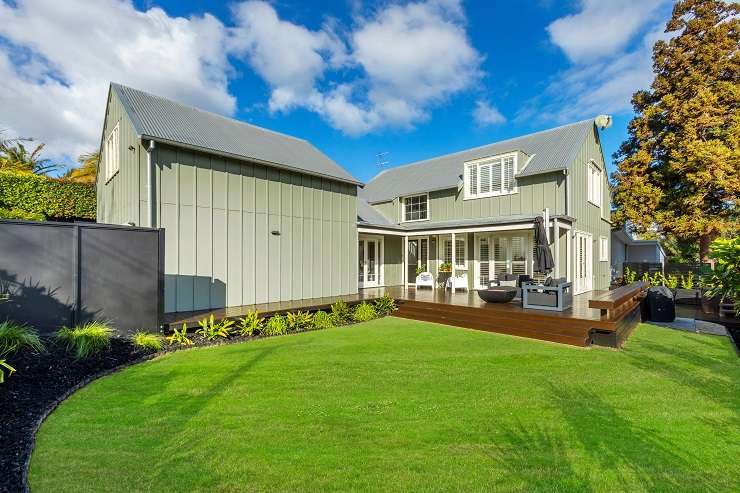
[719,299,737,318]
[437,271,451,288]
[674,288,701,305]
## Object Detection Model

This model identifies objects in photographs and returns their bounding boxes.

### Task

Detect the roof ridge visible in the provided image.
[366,118,595,181]
[111,82,309,144]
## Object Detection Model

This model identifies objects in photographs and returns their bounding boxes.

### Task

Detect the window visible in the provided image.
[103,123,120,182]
[443,237,466,268]
[587,161,602,207]
[403,194,428,222]
[599,236,608,262]
[464,153,517,199]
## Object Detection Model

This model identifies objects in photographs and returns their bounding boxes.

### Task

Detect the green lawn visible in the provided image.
[29,318,740,492]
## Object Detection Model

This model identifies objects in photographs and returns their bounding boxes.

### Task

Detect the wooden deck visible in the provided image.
[164,284,644,348]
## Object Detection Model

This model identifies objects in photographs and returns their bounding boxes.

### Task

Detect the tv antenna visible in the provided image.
[376,151,390,169]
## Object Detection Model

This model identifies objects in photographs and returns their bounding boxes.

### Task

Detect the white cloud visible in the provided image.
[546,0,666,63]
[473,100,506,126]
[522,2,672,124]
[229,0,483,135]
[0,0,235,161]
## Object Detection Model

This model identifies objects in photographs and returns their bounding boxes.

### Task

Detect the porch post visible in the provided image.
[451,232,456,288]
[403,235,408,285]
[554,219,560,278]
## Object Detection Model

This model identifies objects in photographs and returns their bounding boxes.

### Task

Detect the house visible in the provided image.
[97,83,361,313]
[356,118,613,295]
[611,226,666,279]
[97,83,612,316]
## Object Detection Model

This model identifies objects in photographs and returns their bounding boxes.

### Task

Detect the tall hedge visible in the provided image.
[0,171,96,221]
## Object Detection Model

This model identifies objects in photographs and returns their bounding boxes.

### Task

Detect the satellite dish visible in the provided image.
[594,114,612,130]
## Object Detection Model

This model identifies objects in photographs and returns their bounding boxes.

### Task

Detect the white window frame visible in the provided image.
[599,235,608,262]
[587,160,602,208]
[103,122,120,183]
[463,152,518,200]
[401,193,429,223]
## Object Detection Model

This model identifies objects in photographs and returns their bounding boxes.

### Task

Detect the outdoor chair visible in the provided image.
[521,277,573,312]
[415,272,435,289]
[446,271,468,291]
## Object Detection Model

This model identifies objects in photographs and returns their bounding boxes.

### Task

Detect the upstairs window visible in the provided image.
[403,193,428,222]
[103,123,120,182]
[587,161,602,207]
[464,153,517,200]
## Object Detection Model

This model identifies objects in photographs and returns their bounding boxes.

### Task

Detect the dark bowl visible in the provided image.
[477,287,517,303]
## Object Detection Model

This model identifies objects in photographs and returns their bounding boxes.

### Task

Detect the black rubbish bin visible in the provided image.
[647,286,676,322]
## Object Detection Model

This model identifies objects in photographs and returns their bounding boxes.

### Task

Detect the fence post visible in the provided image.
[72,224,81,326]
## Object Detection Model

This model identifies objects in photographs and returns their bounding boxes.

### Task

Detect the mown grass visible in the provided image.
[29,319,740,492]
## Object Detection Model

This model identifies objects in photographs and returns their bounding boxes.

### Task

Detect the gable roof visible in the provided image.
[357,198,404,229]
[110,83,361,185]
[361,119,596,203]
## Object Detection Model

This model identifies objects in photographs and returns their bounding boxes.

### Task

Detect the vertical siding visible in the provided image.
[96,90,143,226]
[569,126,612,290]
[154,143,357,312]
[383,235,403,285]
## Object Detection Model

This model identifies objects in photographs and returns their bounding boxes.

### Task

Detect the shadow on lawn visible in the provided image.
[486,420,593,492]
[544,383,712,492]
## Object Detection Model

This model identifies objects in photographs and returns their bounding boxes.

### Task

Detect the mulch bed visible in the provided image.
[0,338,153,493]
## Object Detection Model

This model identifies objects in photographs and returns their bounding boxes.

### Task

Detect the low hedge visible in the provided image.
[0,171,96,221]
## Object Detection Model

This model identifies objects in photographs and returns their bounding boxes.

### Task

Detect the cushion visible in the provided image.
[499,280,517,287]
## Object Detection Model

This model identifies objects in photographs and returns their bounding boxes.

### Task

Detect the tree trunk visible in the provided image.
[699,232,719,263]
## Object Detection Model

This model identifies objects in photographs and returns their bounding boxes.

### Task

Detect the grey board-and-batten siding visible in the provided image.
[153,143,357,313]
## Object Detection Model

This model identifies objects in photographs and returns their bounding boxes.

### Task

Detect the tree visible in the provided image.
[0,132,59,175]
[612,0,739,260]
[64,151,98,184]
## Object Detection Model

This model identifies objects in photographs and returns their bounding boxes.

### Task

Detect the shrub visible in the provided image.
[0,206,45,221]
[330,300,351,325]
[167,324,193,346]
[237,310,264,336]
[0,170,96,221]
[665,274,679,289]
[311,310,334,330]
[196,314,234,341]
[352,302,377,322]
[0,359,15,383]
[641,272,651,285]
[651,272,665,286]
[0,320,44,354]
[263,315,287,336]
[623,267,637,284]
[131,331,163,351]
[55,321,113,358]
[286,311,313,332]
[374,294,397,316]
[681,272,696,289]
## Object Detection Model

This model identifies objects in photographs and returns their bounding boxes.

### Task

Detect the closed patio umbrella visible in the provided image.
[533,216,554,274]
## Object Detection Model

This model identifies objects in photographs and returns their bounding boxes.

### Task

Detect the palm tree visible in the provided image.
[64,151,99,184]
[0,132,59,175]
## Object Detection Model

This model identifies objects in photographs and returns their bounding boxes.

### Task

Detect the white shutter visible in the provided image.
[479,163,491,194]
[493,237,507,279]
[511,236,527,276]
[455,238,465,267]
[478,237,489,287]
[468,165,477,196]
[491,158,502,194]
[503,156,515,192]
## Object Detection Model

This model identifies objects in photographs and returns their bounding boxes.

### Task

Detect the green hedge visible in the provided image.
[0,171,96,221]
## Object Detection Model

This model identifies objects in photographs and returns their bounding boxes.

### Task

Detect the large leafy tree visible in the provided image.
[612,0,739,260]
[64,151,98,184]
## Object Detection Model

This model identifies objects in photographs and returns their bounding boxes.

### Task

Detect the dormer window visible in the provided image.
[464,152,517,200]
[402,193,428,222]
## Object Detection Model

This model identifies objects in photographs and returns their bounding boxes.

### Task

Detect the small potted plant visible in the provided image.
[675,272,700,305]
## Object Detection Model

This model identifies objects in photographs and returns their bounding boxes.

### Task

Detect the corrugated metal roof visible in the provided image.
[357,213,575,231]
[111,83,361,185]
[362,119,595,203]
[357,198,403,229]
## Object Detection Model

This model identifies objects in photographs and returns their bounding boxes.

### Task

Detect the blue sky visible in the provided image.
[0,0,674,182]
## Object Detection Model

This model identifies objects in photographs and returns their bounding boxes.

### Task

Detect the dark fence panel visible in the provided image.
[0,220,163,335]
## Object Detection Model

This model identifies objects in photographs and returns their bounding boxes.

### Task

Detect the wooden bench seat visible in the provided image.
[588,282,646,347]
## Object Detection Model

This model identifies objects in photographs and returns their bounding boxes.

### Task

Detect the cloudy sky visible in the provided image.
[0,0,674,181]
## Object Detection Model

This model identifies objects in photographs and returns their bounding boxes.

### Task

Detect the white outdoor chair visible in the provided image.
[445,271,468,291]
[415,272,435,289]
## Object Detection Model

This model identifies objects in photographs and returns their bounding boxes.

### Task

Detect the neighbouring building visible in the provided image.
[611,226,666,279]
[97,83,613,314]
